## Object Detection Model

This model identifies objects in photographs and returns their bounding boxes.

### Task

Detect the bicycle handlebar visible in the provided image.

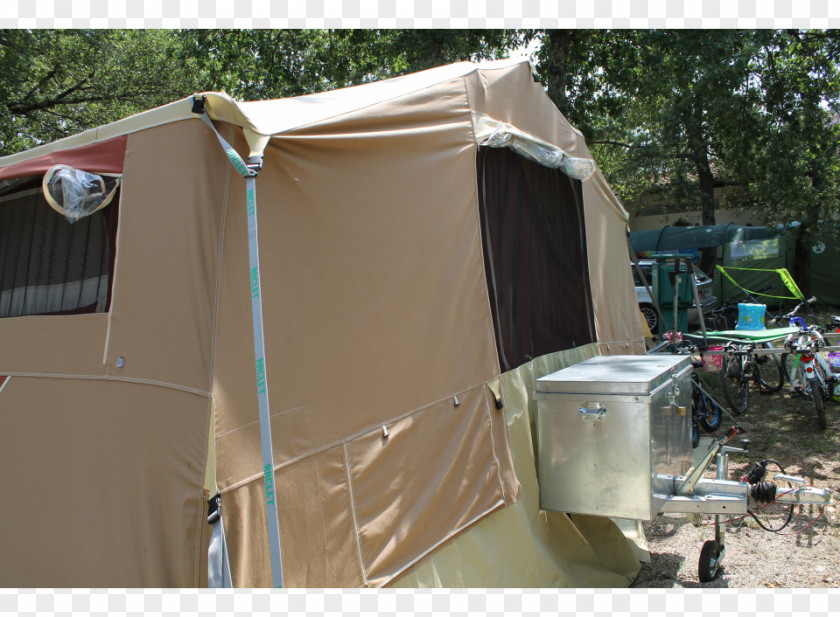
[767,296,817,326]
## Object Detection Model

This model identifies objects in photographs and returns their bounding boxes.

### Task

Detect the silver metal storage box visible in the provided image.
[534,354,693,521]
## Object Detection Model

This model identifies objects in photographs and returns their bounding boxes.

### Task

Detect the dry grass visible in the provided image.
[631,309,840,588]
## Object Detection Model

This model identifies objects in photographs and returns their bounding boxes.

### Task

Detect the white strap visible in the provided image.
[197,102,285,588]
[208,510,233,588]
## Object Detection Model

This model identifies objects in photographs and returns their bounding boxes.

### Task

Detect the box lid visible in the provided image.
[535,354,692,396]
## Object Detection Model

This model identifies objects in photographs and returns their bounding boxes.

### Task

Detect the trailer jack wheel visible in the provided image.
[698,540,723,582]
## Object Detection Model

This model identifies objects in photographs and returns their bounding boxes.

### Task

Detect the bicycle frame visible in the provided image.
[784,318,831,395]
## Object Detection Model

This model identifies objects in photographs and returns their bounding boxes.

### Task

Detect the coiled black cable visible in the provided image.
[745,459,794,532]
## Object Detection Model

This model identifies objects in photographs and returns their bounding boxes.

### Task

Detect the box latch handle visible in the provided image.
[579,403,607,422]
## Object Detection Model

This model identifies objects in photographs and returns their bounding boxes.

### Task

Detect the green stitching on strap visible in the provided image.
[225,149,250,177]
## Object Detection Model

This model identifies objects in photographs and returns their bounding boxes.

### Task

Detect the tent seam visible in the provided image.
[218,378,499,492]
[482,385,508,504]
[102,184,126,366]
[342,442,369,587]
[0,372,212,397]
[377,499,507,587]
[207,124,234,394]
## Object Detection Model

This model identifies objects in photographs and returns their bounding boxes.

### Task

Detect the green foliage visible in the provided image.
[177,29,522,100]
[0,29,522,156]
[4,28,837,281]
[0,30,204,154]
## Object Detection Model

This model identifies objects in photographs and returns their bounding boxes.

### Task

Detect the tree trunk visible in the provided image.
[792,227,813,299]
[793,174,823,298]
[689,123,718,276]
[541,30,571,110]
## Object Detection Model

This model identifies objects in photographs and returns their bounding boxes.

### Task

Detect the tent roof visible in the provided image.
[0,58,537,168]
[629,223,785,254]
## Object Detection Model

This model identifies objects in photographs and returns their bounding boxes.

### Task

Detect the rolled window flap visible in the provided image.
[42,165,120,223]
[486,379,504,409]
[473,116,597,181]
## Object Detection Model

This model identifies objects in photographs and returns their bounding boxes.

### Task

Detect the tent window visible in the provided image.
[0,174,119,318]
[477,146,595,372]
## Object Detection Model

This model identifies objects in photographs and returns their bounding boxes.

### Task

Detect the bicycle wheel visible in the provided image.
[782,353,797,385]
[809,364,832,430]
[720,355,750,415]
[811,382,827,430]
[695,389,722,432]
[815,361,834,401]
[754,347,784,394]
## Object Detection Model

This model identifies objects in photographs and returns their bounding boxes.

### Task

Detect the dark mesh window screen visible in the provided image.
[477,146,595,372]
[0,179,117,318]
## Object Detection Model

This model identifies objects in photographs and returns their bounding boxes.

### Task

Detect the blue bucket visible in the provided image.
[735,303,766,330]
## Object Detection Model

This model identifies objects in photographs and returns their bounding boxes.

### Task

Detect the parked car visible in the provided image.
[632,259,719,333]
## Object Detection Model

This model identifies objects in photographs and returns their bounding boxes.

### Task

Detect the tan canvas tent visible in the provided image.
[0,58,645,587]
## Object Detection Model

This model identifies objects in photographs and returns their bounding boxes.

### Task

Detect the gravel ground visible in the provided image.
[630,360,840,588]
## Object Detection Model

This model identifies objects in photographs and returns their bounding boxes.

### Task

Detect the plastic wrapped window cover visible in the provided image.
[42,165,121,224]
[473,116,597,182]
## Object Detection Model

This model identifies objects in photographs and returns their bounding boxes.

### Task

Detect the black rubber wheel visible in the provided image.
[818,367,834,401]
[698,540,722,583]
[697,390,722,432]
[782,353,796,386]
[754,350,784,394]
[811,379,827,430]
[640,304,658,334]
[719,356,750,415]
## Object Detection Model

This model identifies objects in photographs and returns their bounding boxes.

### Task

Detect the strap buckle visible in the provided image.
[207,492,221,524]
[246,156,264,176]
[191,95,207,115]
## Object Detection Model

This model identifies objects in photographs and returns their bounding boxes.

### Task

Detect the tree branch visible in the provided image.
[589,139,635,149]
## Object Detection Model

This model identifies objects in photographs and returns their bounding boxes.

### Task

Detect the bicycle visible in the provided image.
[690,359,724,447]
[652,333,727,447]
[764,297,837,429]
[661,329,787,417]
[703,289,790,400]
[717,341,757,415]
[781,317,835,430]
[704,286,776,331]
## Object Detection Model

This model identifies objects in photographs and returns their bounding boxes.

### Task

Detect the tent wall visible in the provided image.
[0,60,647,587]
[211,80,519,586]
[465,63,641,354]
[391,344,641,587]
[583,173,643,352]
[0,120,225,585]
[629,224,803,308]
[809,236,840,306]
[476,146,595,372]
[212,63,642,586]
[0,377,208,586]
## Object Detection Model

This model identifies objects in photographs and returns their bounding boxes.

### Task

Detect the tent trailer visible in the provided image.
[0,58,646,587]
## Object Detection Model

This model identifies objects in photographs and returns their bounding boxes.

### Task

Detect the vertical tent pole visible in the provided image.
[194,100,284,588]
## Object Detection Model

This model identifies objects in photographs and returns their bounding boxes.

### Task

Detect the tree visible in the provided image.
[0,30,205,155]
[738,30,840,292]
[1,29,523,156]
[177,29,522,100]
[532,29,840,289]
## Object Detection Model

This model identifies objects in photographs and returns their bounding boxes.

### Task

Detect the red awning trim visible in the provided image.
[0,135,128,182]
